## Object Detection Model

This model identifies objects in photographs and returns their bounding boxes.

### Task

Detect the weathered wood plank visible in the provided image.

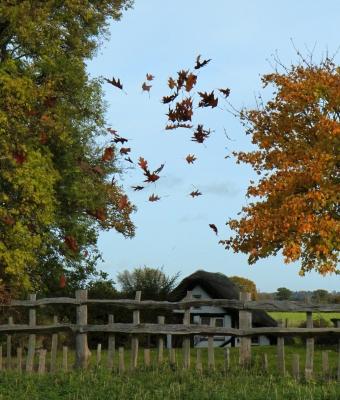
[196,348,202,372]
[107,314,115,370]
[17,347,22,372]
[25,294,36,373]
[182,291,192,369]
[292,353,300,380]
[157,316,165,364]
[322,351,329,379]
[5,298,340,312]
[6,316,13,370]
[224,347,230,371]
[277,319,285,376]
[262,352,268,372]
[305,312,314,381]
[208,318,215,370]
[50,315,58,373]
[239,292,252,367]
[96,343,101,366]
[131,291,141,370]
[62,346,68,372]
[119,347,125,373]
[0,323,339,337]
[75,289,89,369]
[144,348,151,367]
[38,349,47,374]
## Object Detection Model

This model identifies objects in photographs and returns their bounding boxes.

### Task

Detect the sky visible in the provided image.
[86,0,340,292]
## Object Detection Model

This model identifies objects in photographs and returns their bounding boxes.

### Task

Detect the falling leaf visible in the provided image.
[209,224,218,235]
[154,163,165,174]
[146,73,154,81]
[107,127,118,136]
[190,190,202,198]
[132,185,144,191]
[219,88,231,98]
[186,154,197,164]
[125,157,134,164]
[102,147,114,161]
[113,136,128,144]
[142,82,152,92]
[194,55,211,69]
[104,76,124,91]
[119,147,131,155]
[185,73,197,92]
[144,173,160,183]
[12,151,27,165]
[191,124,211,143]
[92,165,104,175]
[148,194,161,202]
[198,91,218,108]
[162,93,178,104]
[138,157,148,171]
[168,77,177,89]
[177,70,189,90]
[165,123,193,130]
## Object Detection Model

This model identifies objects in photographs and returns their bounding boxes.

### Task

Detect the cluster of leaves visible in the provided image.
[0,1,135,295]
[220,59,340,276]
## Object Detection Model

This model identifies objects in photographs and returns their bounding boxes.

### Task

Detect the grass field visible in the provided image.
[0,346,339,400]
[268,312,340,326]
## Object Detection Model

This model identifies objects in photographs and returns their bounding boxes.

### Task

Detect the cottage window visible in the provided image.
[201,316,210,325]
[215,318,224,327]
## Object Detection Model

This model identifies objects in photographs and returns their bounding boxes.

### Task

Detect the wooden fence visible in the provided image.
[0,290,339,380]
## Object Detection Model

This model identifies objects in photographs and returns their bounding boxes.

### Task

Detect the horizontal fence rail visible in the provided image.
[0,323,339,337]
[4,298,340,312]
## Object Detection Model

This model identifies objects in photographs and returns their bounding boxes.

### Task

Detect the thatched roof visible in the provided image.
[169,270,277,327]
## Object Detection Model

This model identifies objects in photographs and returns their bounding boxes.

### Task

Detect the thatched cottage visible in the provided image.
[168,270,277,348]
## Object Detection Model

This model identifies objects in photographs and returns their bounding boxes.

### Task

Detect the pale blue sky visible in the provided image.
[87,0,340,292]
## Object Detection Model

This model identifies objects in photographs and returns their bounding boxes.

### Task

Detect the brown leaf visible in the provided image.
[132,185,144,191]
[168,77,177,89]
[148,193,161,202]
[146,73,154,81]
[198,91,218,108]
[12,151,27,165]
[119,147,131,155]
[209,224,218,235]
[191,124,211,143]
[102,147,114,161]
[185,73,197,92]
[194,55,211,69]
[105,76,124,90]
[64,235,78,252]
[2,215,15,226]
[118,195,129,210]
[162,93,178,104]
[218,88,231,98]
[138,157,148,171]
[185,154,197,164]
[113,136,128,144]
[142,82,152,92]
[144,173,160,183]
[165,123,193,130]
[190,190,202,198]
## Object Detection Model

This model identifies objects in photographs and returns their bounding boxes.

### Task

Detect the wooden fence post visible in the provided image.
[17,347,22,372]
[262,352,268,372]
[239,292,252,367]
[144,348,151,367]
[196,348,202,372]
[292,353,300,380]
[62,346,68,372]
[305,311,314,381]
[96,343,102,366]
[169,348,176,366]
[322,351,329,379]
[6,316,13,370]
[107,314,115,370]
[38,349,47,374]
[75,289,89,369]
[224,347,230,371]
[131,291,141,369]
[157,316,165,364]
[208,318,215,370]
[183,291,192,369]
[119,347,125,373]
[50,315,58,372]
[26,294,36,372]
[277,319,285,376]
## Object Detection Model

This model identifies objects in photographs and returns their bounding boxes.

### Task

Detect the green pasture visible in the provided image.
[268,312,340,326]
[0,346,339,400]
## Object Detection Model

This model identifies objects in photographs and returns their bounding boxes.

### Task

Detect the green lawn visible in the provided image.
[268,312,340,326]
[0,346,339,400]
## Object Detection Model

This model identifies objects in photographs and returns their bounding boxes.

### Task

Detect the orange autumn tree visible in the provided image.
[222,58,340,276]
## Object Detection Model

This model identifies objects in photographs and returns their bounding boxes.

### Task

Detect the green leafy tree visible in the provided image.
[0,1,134,295]
[117,267,180,300]
[311,289,329,303]
[229,276,258,300]
[275,287,292,300]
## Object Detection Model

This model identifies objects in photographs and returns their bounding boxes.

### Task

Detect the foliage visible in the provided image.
[222,58,340,276]
[229,276,258,299]
[275,287,292,300]
[117,266,180,300]
[0,1,135,294]
[312,289,330,303]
